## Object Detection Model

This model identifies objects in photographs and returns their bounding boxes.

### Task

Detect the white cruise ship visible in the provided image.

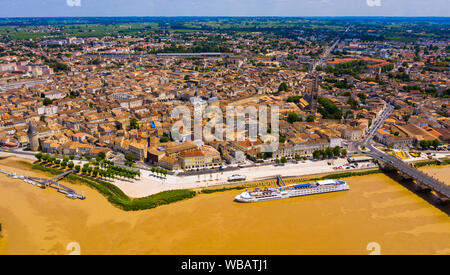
[234,179,349,203]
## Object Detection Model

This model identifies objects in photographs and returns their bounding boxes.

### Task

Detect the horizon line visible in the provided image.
[0,15,449,19]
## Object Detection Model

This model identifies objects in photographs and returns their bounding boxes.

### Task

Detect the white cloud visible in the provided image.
[67,0,82,7]
[366,0,382,7]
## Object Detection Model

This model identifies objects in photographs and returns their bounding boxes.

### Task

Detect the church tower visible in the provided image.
[309,73,319,114]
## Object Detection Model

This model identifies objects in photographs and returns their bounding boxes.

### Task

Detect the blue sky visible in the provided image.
[0,0,449,17]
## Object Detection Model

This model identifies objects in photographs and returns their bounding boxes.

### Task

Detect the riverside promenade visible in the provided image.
[110,158,373,198]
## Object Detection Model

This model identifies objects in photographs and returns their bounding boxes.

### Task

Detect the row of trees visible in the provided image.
[35,152,140,180]
[35,153,76,169]
[274,154,308,164]
[313,146,347,160]
[151,167,168,178]
[36,152,106,163]
[275,157,288,164]
[79,163,133,180]
[86,159,141,180]
[419,139,440,150]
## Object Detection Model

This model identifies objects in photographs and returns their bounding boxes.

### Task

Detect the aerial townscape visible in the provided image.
[0,14,449,256]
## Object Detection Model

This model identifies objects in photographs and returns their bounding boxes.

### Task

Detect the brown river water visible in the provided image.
[0,157,449,255]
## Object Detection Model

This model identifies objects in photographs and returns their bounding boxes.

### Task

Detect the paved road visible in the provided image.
[311,25,351,72]
[361,104,395,145]
[0,147,36,156]
[0,147,37,161]
[300,25,351,87]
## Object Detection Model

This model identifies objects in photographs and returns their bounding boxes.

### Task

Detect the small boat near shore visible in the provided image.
[235,179,349,203]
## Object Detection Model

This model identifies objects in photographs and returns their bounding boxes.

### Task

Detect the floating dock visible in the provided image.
[0,168,85,200]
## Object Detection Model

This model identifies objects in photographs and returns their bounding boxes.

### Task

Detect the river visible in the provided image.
[0,157,449,255]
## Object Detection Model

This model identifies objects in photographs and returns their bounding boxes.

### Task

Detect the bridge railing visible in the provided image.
[371,153,450,197]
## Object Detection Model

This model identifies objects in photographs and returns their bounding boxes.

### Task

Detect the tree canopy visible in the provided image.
[318,96,342,119]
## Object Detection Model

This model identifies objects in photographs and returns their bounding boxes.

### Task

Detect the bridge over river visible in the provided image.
[365,144,450,199]
[358,103,450,201]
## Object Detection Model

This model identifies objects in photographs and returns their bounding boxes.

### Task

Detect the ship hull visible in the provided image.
[235,184,349,203]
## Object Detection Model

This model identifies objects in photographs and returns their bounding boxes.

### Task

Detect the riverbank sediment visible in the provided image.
[0,157,449,254]
[23,157,450,210]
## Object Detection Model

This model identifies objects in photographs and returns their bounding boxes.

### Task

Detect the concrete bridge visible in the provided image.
[366,144,450,200]
[357,103,450,201]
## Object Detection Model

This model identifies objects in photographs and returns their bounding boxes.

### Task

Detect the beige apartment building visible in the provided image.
[129,141,148,161]
[178,146,222,170]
